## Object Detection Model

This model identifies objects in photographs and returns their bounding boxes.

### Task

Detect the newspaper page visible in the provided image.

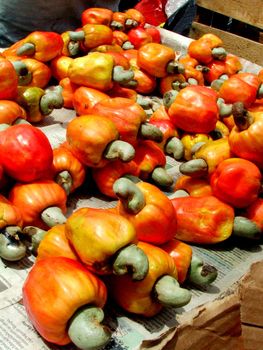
[1,30,263,350]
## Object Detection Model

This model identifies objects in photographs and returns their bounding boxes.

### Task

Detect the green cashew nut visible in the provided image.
[233,216,261,239]
[40,86,64,115]
[113,244,149,280]
[163,90,179,109]
[211,78,225,91]
[110,20,124,31]
[170,189,189,199]
[122,41,134,50]
[17,42,35,57]
[113,177,146,214]
[11,61,32,86]
[151,167,174,187]
[55,170,73,196]
[154,275,192,308]
[0,226,27,261]
[165,136,184,160]
[103,140,135,162]
[22,226,47,255]
[187,78,198,86]
[69,31,85,42]
[68,306,111,350]
[179,159,208,177]
[139,122,163,143]
[211,47,227,61]
[112,65,135,84]
[125,18,138,29]
[188,254,218,286]
[166,61,185,75]
[41,206,67,228]
[232,102,254,131]
[217,98,233,118]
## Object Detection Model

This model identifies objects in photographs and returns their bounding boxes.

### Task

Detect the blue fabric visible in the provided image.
[0,0,120,46]
[163,0,196,36]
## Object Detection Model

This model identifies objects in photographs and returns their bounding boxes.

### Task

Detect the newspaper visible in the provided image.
[1,29,263,350]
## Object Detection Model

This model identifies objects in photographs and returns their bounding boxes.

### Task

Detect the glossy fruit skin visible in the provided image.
[9,180,67,230]
[37,224,78,261]
[168,85,219,134]
[0,57,18,100]
[188,33,224,64]
[116,181,177,245]
[137,43,175,78]
[228,111,263,169]
[174,175,213,197]
[0,100,26,124]
[65,207,137,275]
[66,114,120,168]
[18,31,64,62]
[23,256,107,345]
[161,238,192,284]
[218,72,260,108]
[244,198,263,231]
[0,124,53,183]
[81,7,113,26]
[0,194,23,229]
[92,159,139,198]
[210,158,262,208]
[73,86,109,116]
[90,97,147,145]
[171,195,235,244]
[127,27,152,49]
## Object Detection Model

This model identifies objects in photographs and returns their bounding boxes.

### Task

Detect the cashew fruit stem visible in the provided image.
[154,275,192,308]
[233,216,261,239]
[179,159,208,177]
[188,254,218,286]
[232,102,254,131]
[165,137,184,160]
[151,167,174,187]
[211,47,227,60]
[139,123,163,143]
[104,140,135,162]
[112,65,135,84]
[11,61,32,86]
[41,206,67,227]
[166,61,185,75]
[55,170,73,196]
[113,177,146,214]
[16,42,35,56]
[68,306,111,350]
[113,244,149,280]
[0,226,27,261]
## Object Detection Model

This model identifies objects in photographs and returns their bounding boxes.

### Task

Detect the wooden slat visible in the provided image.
[196,0,263,29]
[190,22,263,66]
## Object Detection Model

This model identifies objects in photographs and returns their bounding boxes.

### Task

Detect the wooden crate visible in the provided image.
[189,0,263,66]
